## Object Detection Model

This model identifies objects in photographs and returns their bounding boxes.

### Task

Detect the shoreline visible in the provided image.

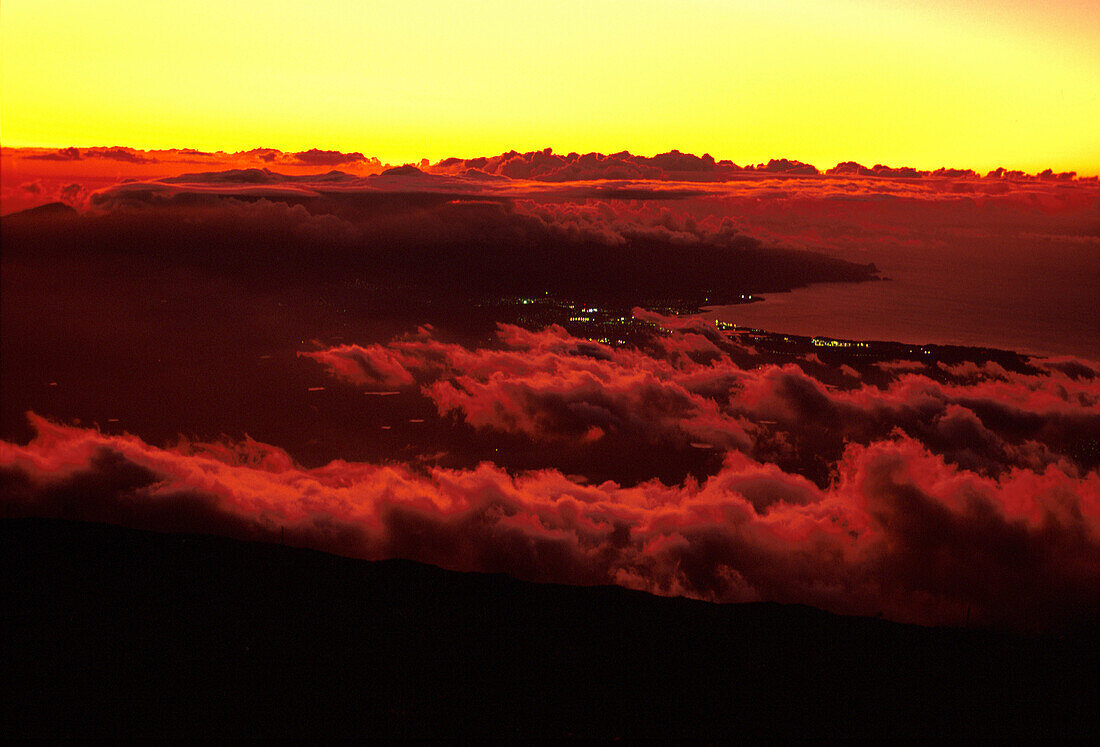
[492,294,1052,368]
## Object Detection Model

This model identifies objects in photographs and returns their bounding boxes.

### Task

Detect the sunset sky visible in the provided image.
[5,4,1100,739]
[3,0,1098,173]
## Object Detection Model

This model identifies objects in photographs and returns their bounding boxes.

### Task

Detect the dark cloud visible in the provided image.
[292,148,368,166]
[429,149,732,182]
[642,150,719,172]
[823,162,924,178]
[158,168,293,186]
[8,182,89,210]
[1038,357,1098,381]
[754,159,820,175]
[428,149,841,181]
[8,146,1095,188]
[931,167,979,179]
[870,164,922,178]
[826,161,874,176]
[1038,168,1078,181]
[423,148,1090,185]
[1,179,878,304]
[239,148,281,162]
[158,168,361,186]
[25,147,82,161]
[83,147,157,163]
[380,164,424,176]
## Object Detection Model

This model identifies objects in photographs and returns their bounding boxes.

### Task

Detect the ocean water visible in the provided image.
[708,234,1100,360]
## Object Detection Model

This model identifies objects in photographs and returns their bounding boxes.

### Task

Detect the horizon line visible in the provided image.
[4,144,1098,180]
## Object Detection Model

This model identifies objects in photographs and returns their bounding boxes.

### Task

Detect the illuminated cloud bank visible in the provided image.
[8,153,1097,308]
[4,322,1097,631]
[3,145,1096,217]
[3,150,1098,633]
[2,177,879,305]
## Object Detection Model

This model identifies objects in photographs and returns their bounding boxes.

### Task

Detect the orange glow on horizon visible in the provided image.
[2,0,1098,175]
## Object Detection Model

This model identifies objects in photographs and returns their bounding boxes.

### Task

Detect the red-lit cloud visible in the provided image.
[304,323,1100,480]
[4,145,1097,217]
[3,149,1099,634]
[291,148,374,166]
[3,410,1096,632]
[6,321,1096,631]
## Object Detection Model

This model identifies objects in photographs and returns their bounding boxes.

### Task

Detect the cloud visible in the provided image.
[429,149,740,181]
[7,146,1097,196]
[85,147,158,163]
[292,148,370,166]
[2,180,881,305]
[25,147,82,161]
[303,322,1100,485]
[16,145,156,164]
[7,147,1097,228]
[755,158,820,175]
[432,149,663,181]
[827,161,874,176]
[4,149,1099,638]
[304,324,755,455]
[431,149,1033,182]
[2,413,1096,631]
[2,181,90,213]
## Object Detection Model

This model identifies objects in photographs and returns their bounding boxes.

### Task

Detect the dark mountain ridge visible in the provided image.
[2,518,1096,740]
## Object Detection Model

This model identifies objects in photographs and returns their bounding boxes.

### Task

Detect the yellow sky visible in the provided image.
[2,0,1098,173]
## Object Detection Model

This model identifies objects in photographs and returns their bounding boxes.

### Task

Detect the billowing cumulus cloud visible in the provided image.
[755,158,819,175]
[303,322,1099,480]
[4,149,1099,636]
[304,324,756,452]
[2,410,1097,632]
[292,148,372,166]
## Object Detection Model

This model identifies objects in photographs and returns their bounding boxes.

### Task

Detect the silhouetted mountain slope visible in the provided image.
[2,518,1096,740]
[0,201,79,220]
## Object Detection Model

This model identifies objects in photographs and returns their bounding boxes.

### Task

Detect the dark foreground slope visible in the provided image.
[2,519,1096,740]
